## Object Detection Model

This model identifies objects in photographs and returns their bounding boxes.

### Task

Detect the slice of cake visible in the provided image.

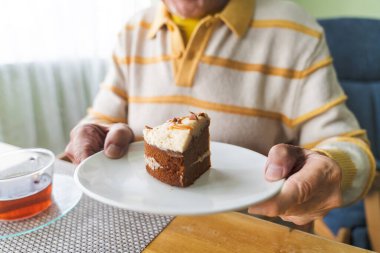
[143,112,211,187]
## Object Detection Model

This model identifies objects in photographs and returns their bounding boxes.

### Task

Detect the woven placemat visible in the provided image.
[0,160,174,253]
[0,195,174,253]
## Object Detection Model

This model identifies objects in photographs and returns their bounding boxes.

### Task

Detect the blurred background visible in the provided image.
[0,0,379,154]
[0,0,151,153]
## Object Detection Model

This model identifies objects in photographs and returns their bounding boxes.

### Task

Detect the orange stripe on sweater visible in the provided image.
[201,56,333,79]
[88,108,127,123]
[129,95,346,128]
[252,20,322,38]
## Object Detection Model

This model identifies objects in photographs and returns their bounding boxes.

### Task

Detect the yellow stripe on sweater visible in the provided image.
[114,53,332,80]
[252,20,322,39]
[303,129,368,149]
[88,108,127,124]
[129,94,346,128]
[114,55,172,65]
[101,84,128,101]
[201,56,333,79]
[125,21,151,31]
[292,95,347,125]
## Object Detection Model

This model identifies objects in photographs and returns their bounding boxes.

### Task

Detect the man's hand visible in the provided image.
[248,144,343,225]
[65,123,134,164]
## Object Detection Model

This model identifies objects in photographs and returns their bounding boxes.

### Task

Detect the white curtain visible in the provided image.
[0,0,151,63]
[0,59,107,153]
[0,0,151,154]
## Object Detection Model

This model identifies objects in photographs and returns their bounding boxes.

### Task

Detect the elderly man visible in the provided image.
[65,0,375,225]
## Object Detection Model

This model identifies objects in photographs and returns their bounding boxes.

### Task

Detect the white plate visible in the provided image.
[74,141,283,216]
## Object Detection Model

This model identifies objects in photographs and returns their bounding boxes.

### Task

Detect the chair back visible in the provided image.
[318,18,380,250]
[319,18,380,169]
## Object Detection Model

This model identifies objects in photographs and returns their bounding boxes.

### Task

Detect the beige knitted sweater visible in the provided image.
[82,0,375,205]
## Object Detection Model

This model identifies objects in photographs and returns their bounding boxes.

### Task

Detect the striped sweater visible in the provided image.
[83,0,375,205]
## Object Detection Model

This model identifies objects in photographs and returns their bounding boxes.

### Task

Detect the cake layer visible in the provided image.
[145,142,185,187]
[183,125,210,167]
[182,154,211,187]
[144,126,211,187]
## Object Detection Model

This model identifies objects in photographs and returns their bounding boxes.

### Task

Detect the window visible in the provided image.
[0,0,151,63]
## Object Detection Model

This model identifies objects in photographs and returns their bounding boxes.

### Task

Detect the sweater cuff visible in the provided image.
[312,148,357,192]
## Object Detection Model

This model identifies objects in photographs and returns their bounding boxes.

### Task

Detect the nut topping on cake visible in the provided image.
[145,125,153,129]
[189,112,198,120]
[168,117,184,124]
[169,117,178,123]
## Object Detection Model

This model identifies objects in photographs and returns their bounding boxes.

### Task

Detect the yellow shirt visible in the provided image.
[171,14,200,45]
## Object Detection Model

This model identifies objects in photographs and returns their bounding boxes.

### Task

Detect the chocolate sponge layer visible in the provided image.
[144,127,210,187]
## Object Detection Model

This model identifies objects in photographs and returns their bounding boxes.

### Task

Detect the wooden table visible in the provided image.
[0,143,372,253]
[146,212,373,253]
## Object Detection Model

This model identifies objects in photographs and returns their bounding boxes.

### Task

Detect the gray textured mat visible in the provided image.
[0,195,173,253]
[0,159,173,253]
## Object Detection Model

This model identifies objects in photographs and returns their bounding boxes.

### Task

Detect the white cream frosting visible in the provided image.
[144,155,161,170]
[190,151,211,166]
[143,113,210,153]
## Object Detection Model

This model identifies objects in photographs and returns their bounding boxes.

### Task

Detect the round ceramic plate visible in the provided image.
[74,141,283,216]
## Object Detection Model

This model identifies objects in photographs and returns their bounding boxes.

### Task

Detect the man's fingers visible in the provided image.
[251,149,343,224]
[104,123,134,159]
[279,215,314,226]
[64,123,134,163]
[248,180,298,217]
[250,163,315,217]
[64,124,108,164]
[74,142,99,164]
[265,144,306,181]
[64,143,76,163]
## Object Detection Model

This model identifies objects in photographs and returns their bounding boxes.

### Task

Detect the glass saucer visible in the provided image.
[0,163,82,239]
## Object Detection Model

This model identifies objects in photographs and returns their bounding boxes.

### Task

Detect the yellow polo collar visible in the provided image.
[147,0,255,39]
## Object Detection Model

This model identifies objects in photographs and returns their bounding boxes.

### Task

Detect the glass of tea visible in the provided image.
[0,148,54,221]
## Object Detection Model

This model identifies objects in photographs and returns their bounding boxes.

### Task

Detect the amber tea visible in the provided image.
[0,149,54,221]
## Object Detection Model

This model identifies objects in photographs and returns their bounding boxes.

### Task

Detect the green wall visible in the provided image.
[291,0,380,19]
